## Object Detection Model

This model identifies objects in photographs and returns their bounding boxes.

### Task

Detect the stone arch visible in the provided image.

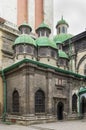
[35,89,45,113]
[77,55,86,72]
[12,90,19,113]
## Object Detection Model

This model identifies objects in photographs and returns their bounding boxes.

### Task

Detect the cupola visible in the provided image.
[53,17,73,49]
[36,22,51,37]
[13,22,36,62]
[56,16,69,34]
[18,22,32,34]
[35,22,57,66]
[57,50,69,70]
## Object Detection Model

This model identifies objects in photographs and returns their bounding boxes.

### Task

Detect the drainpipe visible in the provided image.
[78,95,80,117]
[2,70,6,122]
[69,40,72,71]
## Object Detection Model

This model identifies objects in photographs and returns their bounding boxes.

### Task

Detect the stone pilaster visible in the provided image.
[46,71,53,114]
[28,68,35,115]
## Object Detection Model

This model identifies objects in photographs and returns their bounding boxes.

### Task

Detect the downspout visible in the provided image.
[2,70,6,122]
[78,95,80,117]
[69,40,72,71]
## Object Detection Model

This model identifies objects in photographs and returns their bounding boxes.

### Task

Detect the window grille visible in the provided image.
[35,90,45,113]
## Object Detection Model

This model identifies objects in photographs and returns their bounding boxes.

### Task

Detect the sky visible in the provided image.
[0,0,17,24]
[54,0,86,35]
[0,0,86,36]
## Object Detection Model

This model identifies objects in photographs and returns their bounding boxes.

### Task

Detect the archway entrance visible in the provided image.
[81,96,86,115]
[57,102,64,120]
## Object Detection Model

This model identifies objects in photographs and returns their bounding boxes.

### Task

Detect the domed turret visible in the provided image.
[36,37,57,49]
[54,17,73,51]
[13,22,37,62]
[56,16,69,34]
[54,33,73,44]
[18,22,32,34]
[57,50,69,69]
[14,34,36,46]
[36,22,51,37]
[35,22,57,66]
[58,50,68,59]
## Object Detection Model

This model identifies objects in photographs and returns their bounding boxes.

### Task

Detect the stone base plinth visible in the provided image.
[3,114,57,125]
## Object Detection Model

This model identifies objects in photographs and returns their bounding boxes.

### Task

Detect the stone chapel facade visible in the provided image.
[0,17,86,124]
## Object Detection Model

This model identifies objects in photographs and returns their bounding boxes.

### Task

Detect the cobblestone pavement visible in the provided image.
[0,120,86,130]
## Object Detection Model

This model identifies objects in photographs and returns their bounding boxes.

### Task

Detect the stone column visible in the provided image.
[17,0,28,25]
[78,95,80,116]
[28,70,35,116]
[35,0,44,29]
[20,69,27,114]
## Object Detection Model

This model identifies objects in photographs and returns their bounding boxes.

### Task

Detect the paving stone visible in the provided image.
[0,120,86,130]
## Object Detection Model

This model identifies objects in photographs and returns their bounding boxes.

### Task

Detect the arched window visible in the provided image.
[41,29,45,36]
[25,45,32,54]
[19,45,24,53]
[84,64,86,75]
[39,48,47,56]
[12,90,19,113]
[51,49,56,58]
[35,90,45,113]
[72,93,77,112]
[62,26,65,33]
[21,27,30,34]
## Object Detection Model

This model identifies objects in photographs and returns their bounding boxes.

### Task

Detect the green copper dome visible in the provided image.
[54,33,73,44]
[36,22,51,33]
[18,22,32,32]
[56,16,69,28]
[36,37,57,49]
[14,34,36,47]
[58,50,69,59]
[78,87,86,95]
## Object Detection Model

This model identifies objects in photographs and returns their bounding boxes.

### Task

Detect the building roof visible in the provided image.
[58,50,69,59]
[18,22,32,32]
[1,58,86,80]
[63,31,86,45]
[13,34,36,47]
[78,87,86,95]
[36,22,51,33]
[54,33,73,44]
[56,16,69,28]
[36,37,57,49]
